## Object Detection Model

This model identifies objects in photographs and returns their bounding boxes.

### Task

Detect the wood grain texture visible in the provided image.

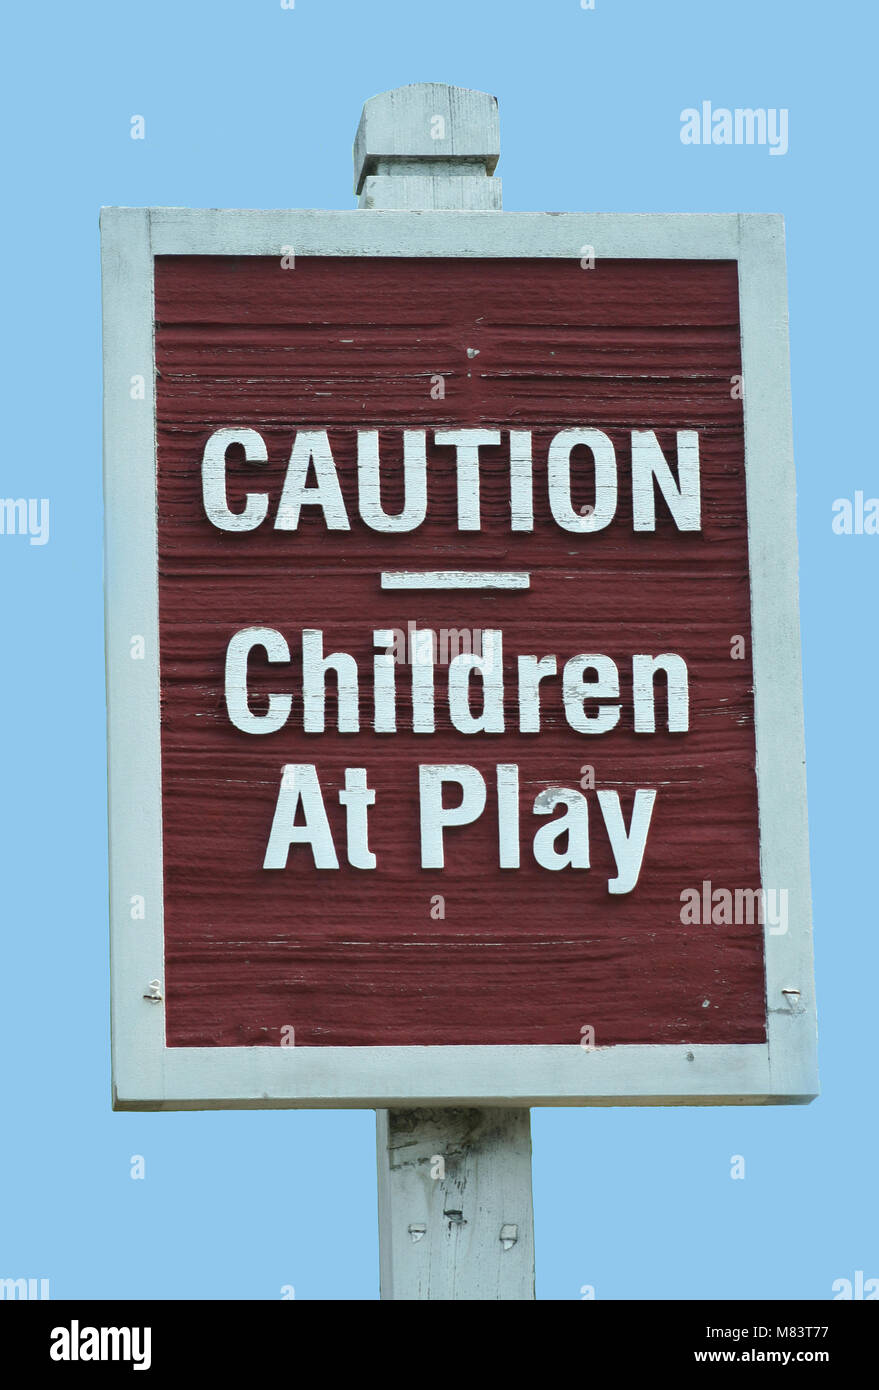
[154,255,765,1049]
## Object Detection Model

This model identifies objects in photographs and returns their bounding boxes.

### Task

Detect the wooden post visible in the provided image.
[353,82,502,210]
[355,83,535,1300]
[377,1108,535,1301]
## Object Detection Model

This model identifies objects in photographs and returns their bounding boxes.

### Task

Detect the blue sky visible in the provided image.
[0,0,875,1299]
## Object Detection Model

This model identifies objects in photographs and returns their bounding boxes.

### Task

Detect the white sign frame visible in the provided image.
[101,207,818,1109]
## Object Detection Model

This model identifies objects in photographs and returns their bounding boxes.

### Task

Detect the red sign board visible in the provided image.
[101,209,816,1106]
[156,251,763,1049]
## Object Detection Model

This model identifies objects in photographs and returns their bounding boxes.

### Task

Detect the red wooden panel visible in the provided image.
[154,255,765,1048]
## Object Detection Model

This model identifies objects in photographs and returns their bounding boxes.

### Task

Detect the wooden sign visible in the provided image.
[101,209,817,1108]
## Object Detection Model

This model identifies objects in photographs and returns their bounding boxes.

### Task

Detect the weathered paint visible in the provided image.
[153,253,764,1051]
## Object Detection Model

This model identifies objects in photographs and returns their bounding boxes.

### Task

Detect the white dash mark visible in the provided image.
[380,571,530,590]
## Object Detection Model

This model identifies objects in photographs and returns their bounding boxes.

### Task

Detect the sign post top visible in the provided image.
[353,82,502,208]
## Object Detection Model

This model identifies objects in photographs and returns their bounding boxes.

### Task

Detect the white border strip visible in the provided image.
[738,216,818,1099]
[101,208,166,1103]
[145,208,744,259]
[101,208,818,1110]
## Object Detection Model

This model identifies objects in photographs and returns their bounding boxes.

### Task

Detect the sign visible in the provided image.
[101,209,817,1107]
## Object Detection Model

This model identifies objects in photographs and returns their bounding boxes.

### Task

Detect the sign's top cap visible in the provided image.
[353,82,500,195]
